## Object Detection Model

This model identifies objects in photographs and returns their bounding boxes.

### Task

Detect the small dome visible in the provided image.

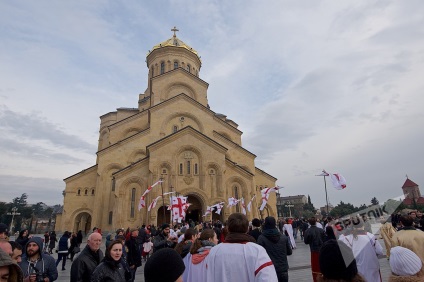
[148,27,200,59]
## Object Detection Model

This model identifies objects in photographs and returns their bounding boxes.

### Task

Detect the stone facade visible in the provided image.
[56,31,277,233]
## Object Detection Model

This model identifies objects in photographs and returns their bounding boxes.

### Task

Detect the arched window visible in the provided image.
[179,163,183,175]
[173,125,178,133]
[187,64,191,73]
[194,163,198,175]
[151,67,154,77]
[187,161,191,174]
[84,189,88,195]
[174,61,179,69]
[108,211,113,225]
[77,189,81,196]
[160,62,165,74]
[91,189,95,195]
[130,188,136,218]
[162,168,167,175]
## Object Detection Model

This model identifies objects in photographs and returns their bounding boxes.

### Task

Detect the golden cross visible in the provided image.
[171,26,179,37]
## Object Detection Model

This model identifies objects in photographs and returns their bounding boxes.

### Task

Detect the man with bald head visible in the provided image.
[70,232,104,282]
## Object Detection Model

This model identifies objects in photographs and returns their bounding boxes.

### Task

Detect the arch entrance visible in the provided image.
[185,195,202,223]
[74,212,92,234]
[157,206,171,226]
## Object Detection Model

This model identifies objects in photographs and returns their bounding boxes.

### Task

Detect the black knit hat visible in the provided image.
[144,248,185,282]
[161,223,170,230]
[319,239,358,280]
[263,216,276,230]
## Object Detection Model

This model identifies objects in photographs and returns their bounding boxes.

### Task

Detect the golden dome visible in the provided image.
[148,27,200,59]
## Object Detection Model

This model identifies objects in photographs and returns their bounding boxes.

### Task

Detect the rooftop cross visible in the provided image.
[171,26,179,37]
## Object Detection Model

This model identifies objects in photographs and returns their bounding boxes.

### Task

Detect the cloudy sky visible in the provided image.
[1,1,423,207]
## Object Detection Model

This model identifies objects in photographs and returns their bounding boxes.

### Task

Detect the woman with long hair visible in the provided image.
[175,229,198,258]
[91,240,127,282]
[184,229,217,282]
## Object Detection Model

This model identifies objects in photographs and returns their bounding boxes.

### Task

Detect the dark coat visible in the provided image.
[70,245,104,282]
[90,259,126,282]
[257,232,292,274]
[248,228,262,242]
[152,232,175,252]
[304,226,325,252]
[125,236,142,268]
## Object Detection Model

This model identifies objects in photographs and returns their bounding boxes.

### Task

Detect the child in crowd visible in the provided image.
[142,237,153,262]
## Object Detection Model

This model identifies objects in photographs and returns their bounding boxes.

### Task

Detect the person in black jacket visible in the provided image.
[257,216,292,282]
[304,217,325,282]
[125,228,142,282]
[91,240,127,282]
[70,232,104,282]
[152,224,177,252]
[248,218,262,242]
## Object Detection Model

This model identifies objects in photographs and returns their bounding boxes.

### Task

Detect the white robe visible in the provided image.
[205,242,278,282]
[283,224,296,249]
[339,232,383,282]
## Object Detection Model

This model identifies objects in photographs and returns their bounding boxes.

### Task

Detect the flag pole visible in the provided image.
[160,176,166,225]
[323,173,329,214]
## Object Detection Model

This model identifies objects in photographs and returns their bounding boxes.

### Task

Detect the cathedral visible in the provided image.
[56,28,277,233]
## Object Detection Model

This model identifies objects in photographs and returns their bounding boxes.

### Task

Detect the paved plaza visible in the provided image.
[45,234,392,282]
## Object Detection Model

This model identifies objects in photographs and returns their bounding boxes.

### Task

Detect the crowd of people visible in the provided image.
[0,209,424,281]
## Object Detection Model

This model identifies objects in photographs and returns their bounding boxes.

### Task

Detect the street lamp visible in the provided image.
[7,207,20,233]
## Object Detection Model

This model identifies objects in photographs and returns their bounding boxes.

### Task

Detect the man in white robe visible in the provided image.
[283,222,296,249]
[205,213,278,282]
[339,219,383,282]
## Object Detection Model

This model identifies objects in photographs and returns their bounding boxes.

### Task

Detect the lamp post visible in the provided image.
[7,207,20,233]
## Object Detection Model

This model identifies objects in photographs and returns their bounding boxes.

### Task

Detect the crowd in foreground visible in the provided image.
[0,210,423,282]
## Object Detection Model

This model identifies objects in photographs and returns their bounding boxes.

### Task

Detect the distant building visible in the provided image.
[402,178,424,206]
[320,204,334,215]
[276,195,307,218]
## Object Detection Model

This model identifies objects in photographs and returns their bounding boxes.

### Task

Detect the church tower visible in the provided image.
[57,28,277,233]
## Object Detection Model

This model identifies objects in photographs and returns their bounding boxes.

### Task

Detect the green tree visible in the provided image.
[371,197,379,206]
[329,201,358,217]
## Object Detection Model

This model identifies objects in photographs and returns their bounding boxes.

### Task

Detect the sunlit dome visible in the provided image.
[148,26,200,59]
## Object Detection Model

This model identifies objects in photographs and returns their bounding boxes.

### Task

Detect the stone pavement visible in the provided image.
[48,235,391,282]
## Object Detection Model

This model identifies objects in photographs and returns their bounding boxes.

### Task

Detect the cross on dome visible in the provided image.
[171,26,179,37]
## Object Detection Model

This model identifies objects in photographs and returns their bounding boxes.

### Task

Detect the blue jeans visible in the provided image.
[55,253,67,269]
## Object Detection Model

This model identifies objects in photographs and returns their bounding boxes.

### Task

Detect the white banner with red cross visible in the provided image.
[260,186,283,210]
[171,195,189,223]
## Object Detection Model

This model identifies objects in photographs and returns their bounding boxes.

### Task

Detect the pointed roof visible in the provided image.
[402,178,419,188]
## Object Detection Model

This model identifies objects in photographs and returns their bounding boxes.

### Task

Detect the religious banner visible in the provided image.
[148,196,162,212]
[211,202,225,215]
[329,172,347,190]
[241,198,247,215]
[138,179,163,210]
[227,197,240,208]
[260,186,283,210]
[247,195,256,212]
[171,195,188,223]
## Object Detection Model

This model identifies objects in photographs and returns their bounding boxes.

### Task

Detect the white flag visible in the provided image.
[171,196,188,223]
[138,179,163,210]
[211,202,224,215]
[247,195,256,212]
[227,197,240,208]
[148,196,162,212]
[260,186,283,211]
[329,173,347,190]
[241,198,247,215]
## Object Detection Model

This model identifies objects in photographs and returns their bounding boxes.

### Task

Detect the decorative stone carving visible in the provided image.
[184,176,194,185]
